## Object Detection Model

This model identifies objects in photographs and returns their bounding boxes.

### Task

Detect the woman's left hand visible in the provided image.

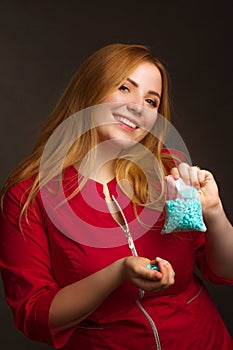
[170,163,233,280]
[170,163,222,216]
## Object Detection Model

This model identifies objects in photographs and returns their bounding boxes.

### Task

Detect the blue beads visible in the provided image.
[162,198,207,233]
[146,263,159,271]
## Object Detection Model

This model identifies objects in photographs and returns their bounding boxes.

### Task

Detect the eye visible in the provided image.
[119,84,130,92]
[146,98,159,108]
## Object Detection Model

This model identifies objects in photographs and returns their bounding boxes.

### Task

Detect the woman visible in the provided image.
[0,43,233,349]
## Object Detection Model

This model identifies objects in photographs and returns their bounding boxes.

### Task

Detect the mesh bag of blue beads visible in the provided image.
[162,175,207,234]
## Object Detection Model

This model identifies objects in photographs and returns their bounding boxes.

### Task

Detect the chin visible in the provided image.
[106,137,139,150]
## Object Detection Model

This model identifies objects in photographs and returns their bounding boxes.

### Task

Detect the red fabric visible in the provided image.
[0,165,233,350]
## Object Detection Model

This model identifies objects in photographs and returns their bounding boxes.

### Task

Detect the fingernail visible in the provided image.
[156,257,168,265]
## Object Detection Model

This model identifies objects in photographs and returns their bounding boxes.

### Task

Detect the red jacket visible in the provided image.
[0,166,233,349]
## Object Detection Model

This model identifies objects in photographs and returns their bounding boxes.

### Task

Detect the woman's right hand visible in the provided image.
[122,256,175,292]
[49,256,175,332]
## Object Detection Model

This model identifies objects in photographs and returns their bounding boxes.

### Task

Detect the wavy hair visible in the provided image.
[1,43,178,219]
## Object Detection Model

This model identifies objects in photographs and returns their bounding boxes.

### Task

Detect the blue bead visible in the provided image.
[162,198,207,233]
[146,263,159,271]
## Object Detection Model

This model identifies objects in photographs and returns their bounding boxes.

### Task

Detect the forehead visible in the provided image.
[128,62,162,92]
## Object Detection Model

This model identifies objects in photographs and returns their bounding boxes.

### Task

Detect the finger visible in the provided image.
[144,266,162,281]
[199,170,214,186]
[156,257,170,268]
[197,169,206,184]
[156,257,175,286]
[141,259,162,281]
[170,167,180,180]
[166,263,175,285]
[188,166,200,189]
[177,163,191,185]
[156,258,174,282]
[165,175,178,200]
[162,265,175,287]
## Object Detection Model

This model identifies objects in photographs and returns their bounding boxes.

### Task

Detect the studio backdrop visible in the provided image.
[0,1,232,349]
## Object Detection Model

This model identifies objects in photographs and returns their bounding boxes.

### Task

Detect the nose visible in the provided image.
[127,103,143,117]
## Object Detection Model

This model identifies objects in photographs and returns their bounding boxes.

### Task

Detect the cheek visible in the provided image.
[96,124,117,140]
[143,115,157,132]
[103,93,120,103]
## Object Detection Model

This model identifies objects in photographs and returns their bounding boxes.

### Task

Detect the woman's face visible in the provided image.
[95,61,162,148]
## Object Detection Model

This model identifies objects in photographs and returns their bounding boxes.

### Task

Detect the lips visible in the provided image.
[114,114,139,129]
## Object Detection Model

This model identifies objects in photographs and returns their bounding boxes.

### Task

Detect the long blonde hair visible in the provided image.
[1,43,176,218]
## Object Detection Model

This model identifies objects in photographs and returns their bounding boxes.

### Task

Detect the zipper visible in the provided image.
[109,195,162,349]
[136,299,162,350]
[111,195,138,256]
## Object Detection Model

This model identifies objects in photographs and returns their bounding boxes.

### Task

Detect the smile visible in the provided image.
[115,116,139,129]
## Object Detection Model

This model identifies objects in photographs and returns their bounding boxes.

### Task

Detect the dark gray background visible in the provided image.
[0,0,232,348]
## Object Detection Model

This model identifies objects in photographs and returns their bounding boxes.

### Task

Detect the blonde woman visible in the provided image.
[0,43,233,350]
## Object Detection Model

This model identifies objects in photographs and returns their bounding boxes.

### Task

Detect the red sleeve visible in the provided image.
[191,231,233,285]
[0,180,61,347]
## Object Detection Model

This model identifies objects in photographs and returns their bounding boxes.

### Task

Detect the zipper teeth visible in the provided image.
[111,196,130,234]
[110,195,161,348]
[111,195,144,300]
[136,300,162,350]
[111,195,138,256]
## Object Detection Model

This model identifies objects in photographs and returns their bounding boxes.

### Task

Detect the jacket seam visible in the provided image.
[186,285,203,304]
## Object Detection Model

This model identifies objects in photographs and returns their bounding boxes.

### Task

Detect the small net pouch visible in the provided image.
[162,176,207,233]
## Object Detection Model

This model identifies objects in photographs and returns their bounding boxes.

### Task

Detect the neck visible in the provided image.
[78,142,120,185]
[94,159,116,185]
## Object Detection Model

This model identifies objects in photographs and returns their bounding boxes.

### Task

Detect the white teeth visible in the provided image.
[117,116,137,129]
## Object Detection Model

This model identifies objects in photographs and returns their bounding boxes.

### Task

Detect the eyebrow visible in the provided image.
[127,78,161,100]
